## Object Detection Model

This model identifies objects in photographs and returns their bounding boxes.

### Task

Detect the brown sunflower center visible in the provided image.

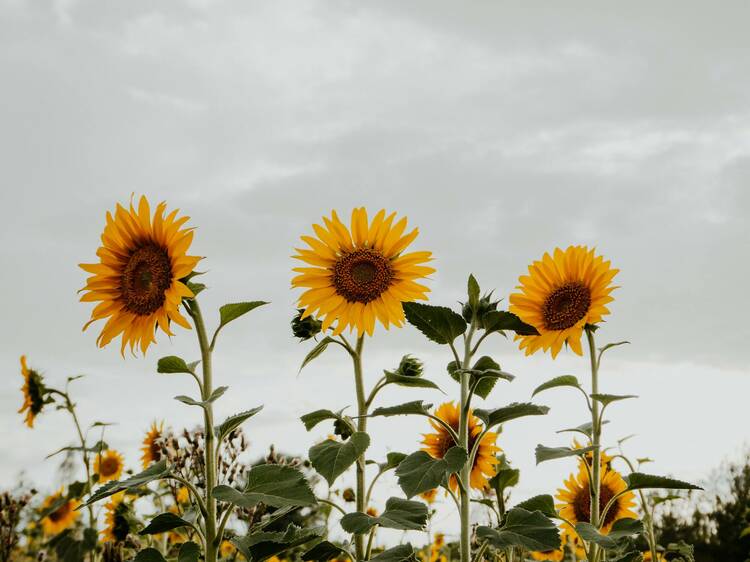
[542,282,591,331]
[572,481,617,526]
[49,502,71,522]
[332,248,393,304]
[121,244,172,316]
[149,439,162,462]
[100,456,119,477]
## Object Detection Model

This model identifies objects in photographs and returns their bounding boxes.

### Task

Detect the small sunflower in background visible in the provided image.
[79,195,202,355]
[530,546,564,561]
[555,461,637,534]
[93,449,125,483]
[220,539,237,558]
[176,486,190,505]
[292,208,434,337]
[40,489,81,536]
[509,246,618,358]
[140,421,165,469]
[419,488,438,504]
[421,402,500,491]
[101,491,130,543]
[18,355,49,428]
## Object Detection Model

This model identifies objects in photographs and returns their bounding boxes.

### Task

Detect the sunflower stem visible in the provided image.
[459,320,477,562]
[586,327,602,562]
[352,335,368,561]
[188,299,218,562]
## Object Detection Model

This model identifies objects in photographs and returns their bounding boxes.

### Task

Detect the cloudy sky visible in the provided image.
[2,0,749,542]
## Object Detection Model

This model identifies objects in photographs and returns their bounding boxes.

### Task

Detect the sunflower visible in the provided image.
[79,196,202,355]
[530,547,564,561]
[141,421,165,469]
[40,489,81,536]
[220,540,237,558]
[419,488,438,504]
[421,402,500,491]
[94,449,125,483]
[101,492,130,543]
[509,246,618,358]
[18,355,48,428]
[643,551,666,561]
[292,208,434,337]
[556,462,637,534]
[572,438,614,473]
[176,486,190,505]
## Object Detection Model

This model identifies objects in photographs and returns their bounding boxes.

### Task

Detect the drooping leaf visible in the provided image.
[215,407,264,442]
[474,403,549,429]
[576,518,644,549]
[591,394,638,407]
[599,341,630,356]
[46,441,109,459]
[341,497,428,534]
[535,445,596,465]
[556,420,609,439]
[448,356,513,399]
[233,524,323,562]
[218,301,269,331]
[476,508,560,551]
[300,409,346,431]
[531,375,581,397]
[133,549,167,562]
[214,464,316,508]
[177,542,201,562]
[157,356,193,374]
[395,447,467,498]
[303,541,348,561]
[83,460,170,506]
[514,495,557,519]
[624,473,703,491]
[300,336,337,371]
[371,401,432,418]
[369,544,418,562]
[384,370,441,391]
[403,302,467,345]
[139,512,194,535]
[482,310,539,336]
[309,432,370,486]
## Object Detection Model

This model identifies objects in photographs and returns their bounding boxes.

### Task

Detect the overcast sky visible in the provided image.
[2,0,749,543]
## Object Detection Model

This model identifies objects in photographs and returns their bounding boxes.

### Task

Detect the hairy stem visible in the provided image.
[352,336,368,560]
[459,322,477,562]
[586,328,601,562]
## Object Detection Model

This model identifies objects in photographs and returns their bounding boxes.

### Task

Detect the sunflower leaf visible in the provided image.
[403,302,467,345]
[177,542,201,562]
[384,371,442,391]
[531,375,582,397]
[186,282,206,297]
[340,497,428,534]
[309,432,370,486]
[476,508,561,551]
[300,336,338,371]
[369,544,418,562]
[215,406,264,442]
[590,394,638,407]
[217,301,269,331]
[157,356,193,375]
[599,341,631,356]
[556,420,609,439]
[482,310,540,336]
[514,495,557,519]
[489,461,520,494]
[139,512,194,535]
[232,524,323,562]
[214,464,316,508]
[575,518,644,549]
[382,452,409,470]
[448,356,513,399]
[535,445,596,465]
[395,447,467,498]
[624,473,703,491]
[303,541,349,561]
[300,409,346,431]
[370,401,432,417]
[82,460,170,507]
[474,402,550,429]
[133,548,168,562]
[468,274,480,310]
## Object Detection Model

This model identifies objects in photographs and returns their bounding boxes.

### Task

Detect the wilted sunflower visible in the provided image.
[101,492,129,543]
[556,462,637,534]
[509,246,618,358]
[18,355,47,428]
[79,196,202,355]
[94,449,125,483]
[292,208,434,336]
[421,402,500,491]
[40,489,81,536]
[530,547,564,562]
[140,421,165,469]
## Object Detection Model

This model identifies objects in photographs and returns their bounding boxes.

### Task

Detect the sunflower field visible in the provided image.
[2,196,721,562]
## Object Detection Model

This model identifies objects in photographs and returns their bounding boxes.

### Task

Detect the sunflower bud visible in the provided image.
[342,488,355,502]
[395,355,423,378]
[291,309,322,341]
[461,292,499,328]
[333,419,352,441]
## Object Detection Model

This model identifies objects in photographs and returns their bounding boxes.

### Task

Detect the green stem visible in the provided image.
[459,322,477,562]
[352,336,368,561]
[586,328,601,562]
[189,300,218,562]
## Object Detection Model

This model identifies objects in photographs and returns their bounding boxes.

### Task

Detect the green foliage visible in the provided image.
[396,447,467,498]
[383,370,441,390]
[215,406,264,442]
[133,548,167,562]
[303,541,348,561]
[532,375,582,397]
[448,356,514,399]
[625,473,702,491]
[340,497,428,533]
[476,507,560,551]
[403,302,467,344]
[514,494,557,519]
[370,401,432,417]
[481,310,539,335]
[300,409,347,431]
[299,336,338,371]
[218,301,269,331]
[535,444,596,465]
[177,542,201,562]
[291,309,323,341]
[83,459,170,506]
[232,524,323,562]
[369,544,418,561]
[474,402,549,429]
[575,518,644,549]
[157,356,193,374]
[591,393,638,407]
[309,432,370,486]
[174,386,228,408]
[213,464,316,508]
[139,512,194,535]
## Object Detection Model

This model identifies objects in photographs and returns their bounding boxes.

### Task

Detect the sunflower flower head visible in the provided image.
[79,195,202,356]
[140,421,165,469]
[18,356,49,428]
[94,449,125,483]
[220,540,237,558]
[555,460,637,534]
[101,492,130,543]
[509,246,618,358]
[292,208,434,337]
[40,488,81,536]
[421,402,500,491]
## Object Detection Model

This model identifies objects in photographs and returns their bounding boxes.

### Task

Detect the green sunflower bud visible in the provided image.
[291,309,322,341]
[333,419,352,441]
[461,292,500,328]
[395,355,423,378]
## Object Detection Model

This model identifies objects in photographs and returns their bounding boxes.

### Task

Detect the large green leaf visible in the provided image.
[157,356,193,374]
[474,402,549,429]
[213,464,316,508]
[535,445,596,465]
[624,473,702,491]
[576,518,644,549]
[371,401,432,417]
[531,375,581,397]
[403,302,467,345]
[233,524,323,562]
[215,407,264,442]
[489,465,519,494]
[476,508,560,551]
[178,542,201,562]
[302,541,348,561]
[300,336,337,371]
[309,432,370,486]
[514,495,557,519]
[82,460,170,506]
[340,498,428,534]
[384,370,441,391]
[395,447,467,498]
[218,301,268,331]
[133,549,167,562]
[481,310,539,336]
[448,356,514,399]
[382,452,408,470]
[139,512,194,535]
[369,544,418,562]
